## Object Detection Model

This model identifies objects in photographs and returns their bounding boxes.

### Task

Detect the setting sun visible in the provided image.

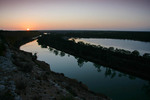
[27,28,30,31]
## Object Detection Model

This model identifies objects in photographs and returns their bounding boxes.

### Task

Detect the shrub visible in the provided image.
[143,53,150,58]
[108,47,114,51]
[132,50,140,56]
[32,53,37,60]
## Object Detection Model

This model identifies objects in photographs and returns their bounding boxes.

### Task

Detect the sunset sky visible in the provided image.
[0,0,150,31]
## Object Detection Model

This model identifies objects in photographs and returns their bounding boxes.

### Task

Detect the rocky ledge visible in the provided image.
[0,43,110,100]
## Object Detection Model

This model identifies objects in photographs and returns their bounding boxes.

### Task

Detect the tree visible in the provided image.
[132,50,140,56]
[143,53,150,58]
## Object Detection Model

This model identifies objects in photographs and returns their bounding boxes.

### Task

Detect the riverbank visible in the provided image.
[37,34,150,81]
[0,31,110,100]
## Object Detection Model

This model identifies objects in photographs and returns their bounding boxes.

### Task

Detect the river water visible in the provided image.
[20,39,150,100]
[74,38,150,55]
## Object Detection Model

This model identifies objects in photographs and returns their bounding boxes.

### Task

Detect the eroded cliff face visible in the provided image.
[0,43,110,100]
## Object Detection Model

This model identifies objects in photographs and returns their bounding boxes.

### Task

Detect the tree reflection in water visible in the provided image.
[48,47,53,51]
[105,68,112,78]
[74,57,88,67]
[60,51,65,57]
[111,70,116,79]
[93,62,137,80]
[68,54,70,57]
[77,58,85,67]
[34,42,150,99]
[53,50,59,55]
[93,63,102,72]
[46,45,137,80]
[128,75,136,80]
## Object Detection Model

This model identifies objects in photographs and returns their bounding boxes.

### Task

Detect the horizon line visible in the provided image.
[1,29,150,32]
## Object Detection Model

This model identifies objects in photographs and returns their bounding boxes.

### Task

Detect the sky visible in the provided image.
[0,0,150,31]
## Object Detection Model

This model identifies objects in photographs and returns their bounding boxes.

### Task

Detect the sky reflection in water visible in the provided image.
[20,40,150,100]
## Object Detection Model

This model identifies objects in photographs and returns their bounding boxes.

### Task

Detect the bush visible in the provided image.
[108,47,114,51]
[132,50,140,56]
[143,53,150,58]
[32,53,37,60]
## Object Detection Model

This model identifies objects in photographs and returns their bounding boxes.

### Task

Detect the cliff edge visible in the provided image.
[0,34,110,100]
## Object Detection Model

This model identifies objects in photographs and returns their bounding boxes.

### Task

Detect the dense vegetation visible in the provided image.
[38,34,150,80]
[44,47,143,80]
[42,30,150,42]
[0,30,41,48]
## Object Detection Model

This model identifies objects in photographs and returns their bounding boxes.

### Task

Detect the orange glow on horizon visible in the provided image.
[27,28,30,31]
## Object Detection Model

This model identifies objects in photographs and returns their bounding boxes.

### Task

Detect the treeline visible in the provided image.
[38,34,150,80]
[0,31,41,48]
[45,30,150,42]
[45,47,142,80]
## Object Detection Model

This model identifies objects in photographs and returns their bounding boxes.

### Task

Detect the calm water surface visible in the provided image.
[20,40,150,100]
[77,38,150,55]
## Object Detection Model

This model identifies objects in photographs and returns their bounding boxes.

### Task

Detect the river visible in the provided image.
[20,39,150,100]
[73,38,150,55]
